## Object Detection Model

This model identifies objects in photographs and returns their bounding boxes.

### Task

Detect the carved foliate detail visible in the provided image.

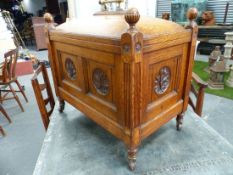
[65,58,77,80]
[154,66,170,94]
[92,68,110,96]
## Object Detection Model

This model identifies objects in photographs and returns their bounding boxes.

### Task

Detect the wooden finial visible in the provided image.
[43,13,54,23]
[125,8,140,31]
[187,8,198,21]
[43,13,55,43]
[43,12,55,32]
[186,8,198,29]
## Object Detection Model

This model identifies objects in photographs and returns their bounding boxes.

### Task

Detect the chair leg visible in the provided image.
[9,84,24,112]
[15,80,28,102]
[0,90,2,104]
[195,87,205,117]
[0,104,11,123]
[0,125,6,136]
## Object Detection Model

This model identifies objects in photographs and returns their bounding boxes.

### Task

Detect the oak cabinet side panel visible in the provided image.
[142,44,187,124]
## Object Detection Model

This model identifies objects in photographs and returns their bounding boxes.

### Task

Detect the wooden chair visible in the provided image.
[0,49,28,112]
[0,103,11,123]
[31,63,55,130]
[189,72,208,116]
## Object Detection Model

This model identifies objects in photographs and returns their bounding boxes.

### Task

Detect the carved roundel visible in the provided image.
[135,43,141,52]
[123,44,130,53]
[65,58,77,80]
[92,68,110,96]
[154,66,171,95]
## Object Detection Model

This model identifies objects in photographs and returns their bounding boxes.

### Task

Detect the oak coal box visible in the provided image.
[45,8,198,170]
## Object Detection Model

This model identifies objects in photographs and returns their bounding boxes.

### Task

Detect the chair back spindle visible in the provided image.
[3,49,18,82]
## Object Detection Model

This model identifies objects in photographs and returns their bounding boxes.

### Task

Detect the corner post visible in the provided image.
[121,8,143,170]
[44,13,65,113]
[177,8,198,130]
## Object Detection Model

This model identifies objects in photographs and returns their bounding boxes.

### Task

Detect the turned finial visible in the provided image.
[187,8,198,21]
[43,13,55,42]
[125,8,140,31]
[44,13,54,23]
[43,12,55,32]
[186,8,198,28]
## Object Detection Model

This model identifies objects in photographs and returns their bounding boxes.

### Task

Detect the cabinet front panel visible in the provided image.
[53,42,118,122]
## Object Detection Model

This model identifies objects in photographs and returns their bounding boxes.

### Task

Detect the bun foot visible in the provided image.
[58,99,65,113]
[176,122,182,131]
[128,147,137,171]
[176,113,184,131]
[128,158,136,171]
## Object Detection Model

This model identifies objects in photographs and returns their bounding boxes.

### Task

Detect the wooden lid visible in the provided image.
[52,16,188,39]
[50,8,193,45]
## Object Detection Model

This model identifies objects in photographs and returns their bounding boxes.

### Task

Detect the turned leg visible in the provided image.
[58,98,65,113]
[0,90,2,104]
[0,104,11,123]
[128,147,137,171]
[15,80,28,102]
[9,84,24,112]
[176,113,184,131]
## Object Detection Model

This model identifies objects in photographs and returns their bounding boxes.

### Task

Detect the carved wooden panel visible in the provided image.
[154,66,171,95]
[149,57,179,102]
[65,58,77,80]
[55,49,117,122]
[53,43,118,123]
[92,68,110,96]
[59,52,87,92]
[142,44,188,124]
[88,61,113,103]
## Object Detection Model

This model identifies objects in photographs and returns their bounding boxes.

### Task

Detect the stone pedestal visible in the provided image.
[226,66,233,88]
[224,32,233,70]
[208,61,227,89]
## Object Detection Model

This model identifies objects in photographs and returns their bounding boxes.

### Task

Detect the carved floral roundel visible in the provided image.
[92,68,109,96]
[65,58,77,80]
[154,66,171,95]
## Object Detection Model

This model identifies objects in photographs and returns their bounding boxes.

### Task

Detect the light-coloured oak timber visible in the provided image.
[45,7,198,170]
[54,42,115,66]
[50,35,121,54]
[141,100,183,139]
